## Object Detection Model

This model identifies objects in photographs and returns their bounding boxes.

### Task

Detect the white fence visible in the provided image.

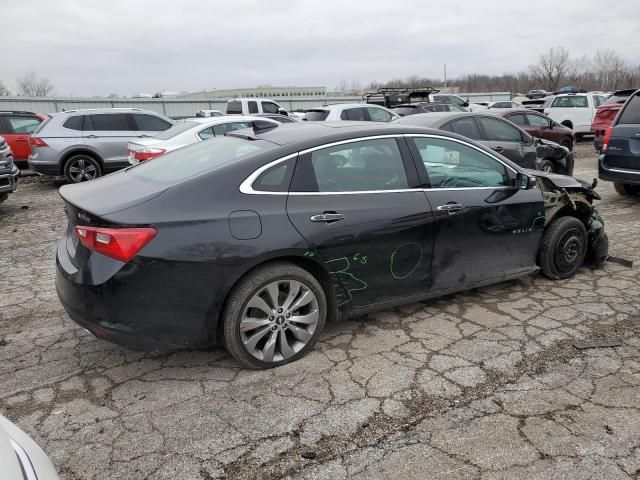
[0,92,511,117]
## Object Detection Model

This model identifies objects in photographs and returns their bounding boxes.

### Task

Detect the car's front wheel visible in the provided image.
[223,262,327,369]
[538,216,587,280]
[540,159,555,173]
[560,137,573,151]
[614,183,640,196]
[64,154,102,183]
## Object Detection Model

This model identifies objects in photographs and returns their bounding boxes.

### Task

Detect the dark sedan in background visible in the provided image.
[56,122,607,369]
[396,112,574,175]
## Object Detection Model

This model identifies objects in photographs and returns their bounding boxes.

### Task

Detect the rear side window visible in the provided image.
[525,113,550,127]
[133,114,171,131]
[618,94,640,124]
[340,108,367,121]
[446,118,482,140]
[367,107,393,122]
[253,158,294,192]
[304,110,329,121]
[506,113,526,126]
[154,121,200,140]
[63,115,85,131]
[86,113,131,131]
[248,101,259,114]
[477,117,523,142]
[198,127,215,140]
[6,116,42,134]
[551,96,588,108]
[227,101,242,114]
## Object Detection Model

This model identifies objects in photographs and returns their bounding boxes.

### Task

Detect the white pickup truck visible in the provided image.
[226,98,289,116]
[543,92,607,135]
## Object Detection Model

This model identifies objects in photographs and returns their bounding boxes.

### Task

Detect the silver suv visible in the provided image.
[29,108,174,183]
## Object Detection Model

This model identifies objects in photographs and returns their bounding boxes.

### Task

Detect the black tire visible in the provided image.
[63,154,102,183]
[540,159,555,173]
[223,262,327,369]
[538,216,588,280]
[560,137,573,151]
[0,193,8,203]
[613,183,640,196]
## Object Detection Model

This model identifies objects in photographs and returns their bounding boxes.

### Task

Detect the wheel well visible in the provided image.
[60,150,103,175]
[547,204,592,227]
[212,256,338,346]
[561,120,573,129]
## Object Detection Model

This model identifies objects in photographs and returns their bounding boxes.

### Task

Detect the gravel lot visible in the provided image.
[1,142,639,480]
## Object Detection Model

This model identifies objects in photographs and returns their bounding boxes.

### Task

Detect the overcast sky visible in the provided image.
[3,0,639,97]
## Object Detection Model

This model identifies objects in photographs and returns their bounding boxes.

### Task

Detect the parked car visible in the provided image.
[543,93,607,136]
[195,109,223,118]
[492,109,576,150]
[0,136,19,203]
[303,104,399,122]
[253,113,299,123]
[28,108,175,183]
[0,111,46,168]
[389,103,466,116]
[0,414,59,479]
[127,116,279,164]
[521,96,554,113]
[397,112,574,175]
[592,89,636,151]
[430,94,488,112]
[226,98,288,116]
[526,90,548,99]
[56,122,607,369]
[598,89,640,195]
[487,101,521,109]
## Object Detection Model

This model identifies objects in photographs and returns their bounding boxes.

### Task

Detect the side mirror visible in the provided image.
[277,108,289,116]
[515,172,536,190]
[462,100,470,107]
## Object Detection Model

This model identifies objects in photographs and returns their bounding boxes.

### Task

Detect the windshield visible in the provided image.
[153,121,200,140]
[129,135,276,183]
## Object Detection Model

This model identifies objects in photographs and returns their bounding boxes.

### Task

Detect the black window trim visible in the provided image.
[443,117,483,141]
[240,134,517,195]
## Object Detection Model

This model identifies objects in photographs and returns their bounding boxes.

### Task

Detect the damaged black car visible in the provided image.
[56,122,607,369]
[396,111,575,175]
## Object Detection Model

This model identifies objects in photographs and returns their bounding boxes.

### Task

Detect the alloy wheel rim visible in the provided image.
[240,280,319,363]
[555,228,583,273]
[68,158,97,182]
[543,163,553,173]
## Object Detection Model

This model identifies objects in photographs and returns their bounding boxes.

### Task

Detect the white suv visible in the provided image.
[303,103,399,122]
[544,93,607,135]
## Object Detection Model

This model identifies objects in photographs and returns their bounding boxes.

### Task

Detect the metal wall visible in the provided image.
[0,92,511,116]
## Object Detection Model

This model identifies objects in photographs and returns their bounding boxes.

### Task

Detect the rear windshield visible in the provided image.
[618,94,640,124]
[390,106,418,116]
[604,92,633,105]
[227,101,242,114]
[304,110,329,121]
[128,135,275,183]
[552,96,588,108]
[153,121,200,140]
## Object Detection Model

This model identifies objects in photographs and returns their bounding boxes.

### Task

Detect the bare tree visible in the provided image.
[528,47,575,91]
[592,49,628,91]
[16,72,55,97]
[0,81,8,96]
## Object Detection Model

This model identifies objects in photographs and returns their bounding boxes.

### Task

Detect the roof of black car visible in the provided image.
[396,112,476,128]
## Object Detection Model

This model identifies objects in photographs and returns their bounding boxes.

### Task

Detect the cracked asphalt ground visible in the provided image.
[1,143,639,480]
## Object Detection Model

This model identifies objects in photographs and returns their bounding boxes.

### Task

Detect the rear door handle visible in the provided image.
[310,213,345,223]
[492,146,505,153]
[436,203,465,215]
[86,134,97,139]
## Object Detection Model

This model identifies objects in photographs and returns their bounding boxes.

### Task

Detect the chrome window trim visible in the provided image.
[604,166,640,175]
[10,439,38,480]
[239,133,518,195]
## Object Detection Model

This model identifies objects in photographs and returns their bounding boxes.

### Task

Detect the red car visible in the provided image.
[0,111,47,168]
[592,89,636,152]
[491,109,576,150]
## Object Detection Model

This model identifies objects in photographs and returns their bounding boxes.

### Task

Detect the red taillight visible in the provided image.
[134,148,166,162]
[75,226,157,262]
[601,126,613,153]
[31,137,48,147]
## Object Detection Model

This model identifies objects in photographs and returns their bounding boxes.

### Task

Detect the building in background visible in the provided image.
[180,85,327,99]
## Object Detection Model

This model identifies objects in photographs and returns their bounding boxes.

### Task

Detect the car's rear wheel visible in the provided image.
[538,216,587,280]
[223,262,326,369]
[613,183,640,196]
[0,193,7,203]
[560,137,573,151]
[540,159,555,173]
[64,154,102,183]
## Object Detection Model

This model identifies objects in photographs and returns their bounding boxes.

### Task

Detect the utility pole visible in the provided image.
[444,63,447,91]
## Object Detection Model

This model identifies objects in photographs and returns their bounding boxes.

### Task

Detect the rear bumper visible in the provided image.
[598,155,640,185]
[55,239,228,350]
[28,153,60,176]
[0,164,20,194]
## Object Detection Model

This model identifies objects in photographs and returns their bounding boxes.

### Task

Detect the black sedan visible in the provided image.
[56,122,608,369]
[397,112,574,175]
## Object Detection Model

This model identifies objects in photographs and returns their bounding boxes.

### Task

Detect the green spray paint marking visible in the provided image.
[325,256,368,300]
[390,242,423,279]
[304,251,315,257]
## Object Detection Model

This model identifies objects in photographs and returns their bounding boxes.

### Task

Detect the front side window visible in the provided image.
[340,108,367,121]
[411,137,509,188]
[302,138,408,192]
[248,101,259,114]
[87,113,131,131]
[7,116,42,134]
[525,113,550,127]
[506,113,526,126]
[477,117,523,142]
[227,100,242,114]
[367,107,393,122]
[551,96,589,108]
[212,121,251,136]
[133,114,171,131]
[446,118,482,140]
[261,102,280,114]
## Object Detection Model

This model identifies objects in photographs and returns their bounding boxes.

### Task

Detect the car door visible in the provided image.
[1,115,42,161]
[406,135,544,291]
[82,113,137,168]
[286,136,435,307]
[475,116,537,169]
[524,112,557,143]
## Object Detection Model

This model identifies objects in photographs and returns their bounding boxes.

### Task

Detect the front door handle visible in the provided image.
[310,213,345,223]
[86,134,97,139]
[492,146,505,153]
[436,203,465,215]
